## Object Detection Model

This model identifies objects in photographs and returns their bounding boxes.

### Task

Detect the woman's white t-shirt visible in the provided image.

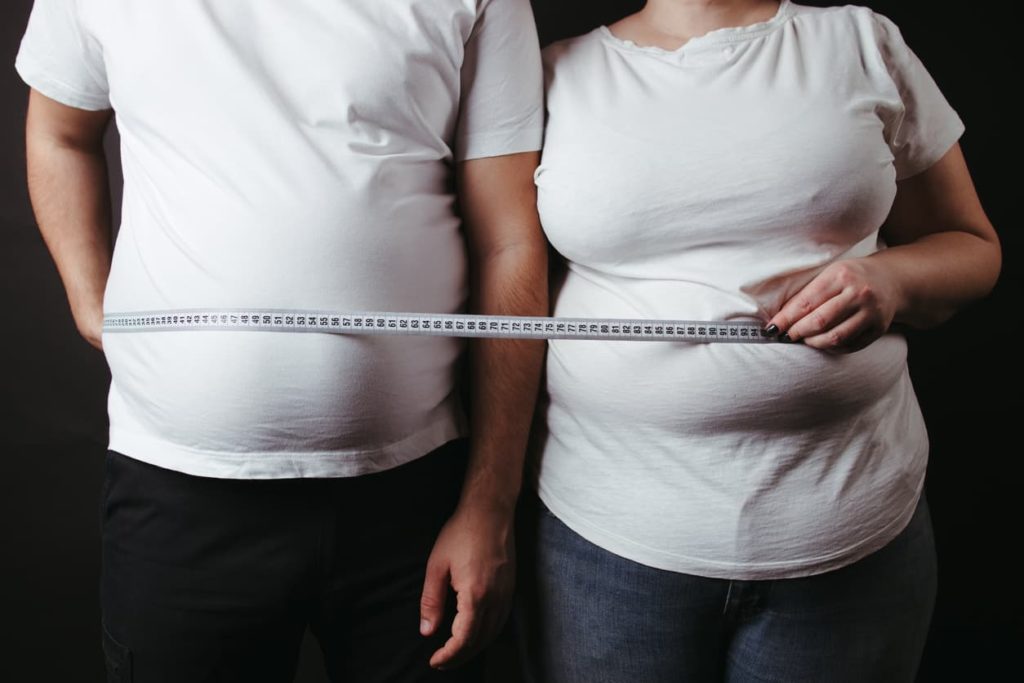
[535,0,963,579]
[16,0,543,478]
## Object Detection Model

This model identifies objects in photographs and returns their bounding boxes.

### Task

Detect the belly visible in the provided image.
[546,333,908,437]
[104,330,461,453]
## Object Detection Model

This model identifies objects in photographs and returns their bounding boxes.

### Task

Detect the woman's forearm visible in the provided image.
[877,142,1002,330]
[872,229,1001,330]
[26,90,113,349]
[771,144,1000,351]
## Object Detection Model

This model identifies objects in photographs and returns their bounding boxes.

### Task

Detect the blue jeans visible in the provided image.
[519,495,936,683]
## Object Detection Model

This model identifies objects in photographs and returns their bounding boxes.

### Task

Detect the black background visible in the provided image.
[1,1,1020,681]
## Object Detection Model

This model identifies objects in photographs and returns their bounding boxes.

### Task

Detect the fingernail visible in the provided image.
[779,333,792,343]
[764,324,779,336]
[420,619,431,635]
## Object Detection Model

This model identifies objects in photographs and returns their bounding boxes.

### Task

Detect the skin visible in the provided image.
[25,90,112,351]
[25,89,547,670]
[770,144,1000,351]
[420,151,547,669]
[609,0,784,50]
[609,0,1001,350]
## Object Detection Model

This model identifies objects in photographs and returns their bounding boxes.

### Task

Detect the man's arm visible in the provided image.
[25,89,114,350]
[419,151,548,669]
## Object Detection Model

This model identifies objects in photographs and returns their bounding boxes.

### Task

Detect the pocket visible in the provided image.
[98,452,113,532]
[101,621,132,683]
[100,451,115,506]
[536,498,558,520]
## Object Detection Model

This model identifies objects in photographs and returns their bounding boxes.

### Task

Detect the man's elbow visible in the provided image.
[26,89,111,154]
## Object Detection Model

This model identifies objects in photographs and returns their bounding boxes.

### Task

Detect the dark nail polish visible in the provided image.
[779,333,792,343]
[764,324,779,336]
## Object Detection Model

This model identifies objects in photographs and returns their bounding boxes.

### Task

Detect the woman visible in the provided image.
[524,1,1000,681]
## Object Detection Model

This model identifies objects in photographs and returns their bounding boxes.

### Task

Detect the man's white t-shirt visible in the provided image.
[17,0,543,478]
[535,1,963,579]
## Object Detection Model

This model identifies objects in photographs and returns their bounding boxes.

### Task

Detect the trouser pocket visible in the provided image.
[102,621,132,683]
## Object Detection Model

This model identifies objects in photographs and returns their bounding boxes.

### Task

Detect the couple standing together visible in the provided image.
[17,0,999,681]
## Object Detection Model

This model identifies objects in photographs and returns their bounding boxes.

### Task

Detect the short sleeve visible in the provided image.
[455,0,544,161]
[15,0,110,111]
[872,13,963,180]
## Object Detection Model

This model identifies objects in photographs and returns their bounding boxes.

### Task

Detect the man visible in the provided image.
[17,1,546,681]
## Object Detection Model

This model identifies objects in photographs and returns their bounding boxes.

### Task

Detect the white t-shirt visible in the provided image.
[16,0,543,479]
[535,1,963,579]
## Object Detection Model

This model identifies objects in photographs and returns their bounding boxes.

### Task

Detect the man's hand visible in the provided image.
[419,503,515,670]
[417,150,546,669]
[77,302,105,351]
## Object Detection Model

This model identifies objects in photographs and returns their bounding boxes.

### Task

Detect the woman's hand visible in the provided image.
[767,258,903,353]
[769,144,1000,352]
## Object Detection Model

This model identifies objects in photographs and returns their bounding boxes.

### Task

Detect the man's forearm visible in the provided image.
[461,242,548,516]
[453,151,548,519]
[26,91,113,348]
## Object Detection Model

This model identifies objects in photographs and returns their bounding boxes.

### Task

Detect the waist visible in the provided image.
[545,333,909,435]
[103,330,462,455]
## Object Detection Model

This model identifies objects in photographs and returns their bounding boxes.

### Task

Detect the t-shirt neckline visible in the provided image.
[599,0,794,58]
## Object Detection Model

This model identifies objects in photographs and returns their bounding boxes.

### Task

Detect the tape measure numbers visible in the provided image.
[104,309,781,343]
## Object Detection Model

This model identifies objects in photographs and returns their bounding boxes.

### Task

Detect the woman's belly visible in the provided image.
[547,335,909,437]
[546,271,909,436]
[536,271,928,577]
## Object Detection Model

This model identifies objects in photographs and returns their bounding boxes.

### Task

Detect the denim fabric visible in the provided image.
[100,441,481,683]
[519,496,936,683]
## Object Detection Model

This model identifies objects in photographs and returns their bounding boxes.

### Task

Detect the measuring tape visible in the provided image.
[104,309,780,343]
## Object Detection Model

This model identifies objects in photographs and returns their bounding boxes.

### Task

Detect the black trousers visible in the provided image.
[100,440,480,683]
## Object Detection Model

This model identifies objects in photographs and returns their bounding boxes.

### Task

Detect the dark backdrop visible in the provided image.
[2,1,1020,681]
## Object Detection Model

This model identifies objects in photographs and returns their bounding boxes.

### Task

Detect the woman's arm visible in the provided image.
[26,89,114,350]
[768,143,1000,352]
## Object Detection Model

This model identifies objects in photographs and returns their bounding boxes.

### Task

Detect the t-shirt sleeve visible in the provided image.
[15,0,110,111]
[872,13,963,180]
[455,0,544,161]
